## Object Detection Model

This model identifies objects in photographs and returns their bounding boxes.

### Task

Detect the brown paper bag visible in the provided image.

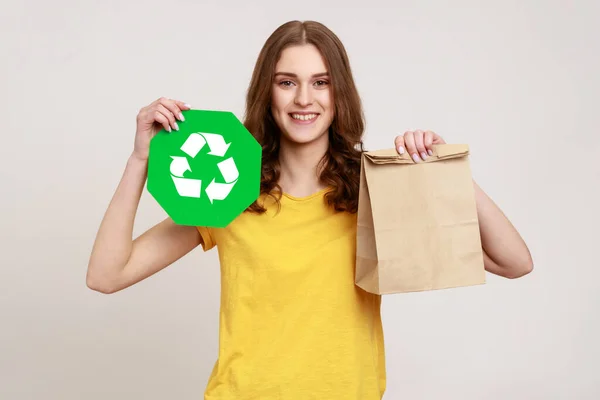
[355,144,486,294]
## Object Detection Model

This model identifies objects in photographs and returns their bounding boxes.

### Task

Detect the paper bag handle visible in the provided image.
[364,144,470,164]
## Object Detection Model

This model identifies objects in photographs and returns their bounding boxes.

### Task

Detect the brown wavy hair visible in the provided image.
[244,20,365,214]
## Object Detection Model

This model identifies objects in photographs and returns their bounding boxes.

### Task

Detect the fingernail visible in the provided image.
[174,122,179,131]
[421,151,428,160]
[412,153,421,163]
[428,149,433,156]
[397,146,405,155]
[185,104,192,109]
[179,113,184,121]
[167,126,171,133]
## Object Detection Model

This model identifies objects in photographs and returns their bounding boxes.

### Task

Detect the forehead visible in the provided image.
[275,44,328,76]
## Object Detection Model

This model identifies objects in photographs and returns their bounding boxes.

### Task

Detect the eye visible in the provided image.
[279,80,294,87]
[314,80,329,87]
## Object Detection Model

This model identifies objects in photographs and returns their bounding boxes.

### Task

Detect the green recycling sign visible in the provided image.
[147,110,262,228]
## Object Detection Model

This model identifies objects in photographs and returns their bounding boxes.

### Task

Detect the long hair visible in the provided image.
[244,20,365,214]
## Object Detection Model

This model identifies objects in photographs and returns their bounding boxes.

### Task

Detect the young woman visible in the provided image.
[87,20,533,399]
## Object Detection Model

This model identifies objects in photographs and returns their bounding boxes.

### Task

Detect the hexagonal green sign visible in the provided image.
[147,109,262,228]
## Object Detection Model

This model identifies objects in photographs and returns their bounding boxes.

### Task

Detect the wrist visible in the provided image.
[128,151,149,169]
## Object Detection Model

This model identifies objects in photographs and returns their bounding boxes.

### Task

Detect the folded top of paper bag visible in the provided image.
[363,144,470,164]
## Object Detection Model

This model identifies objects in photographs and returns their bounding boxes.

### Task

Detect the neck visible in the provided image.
[277,133,330,198]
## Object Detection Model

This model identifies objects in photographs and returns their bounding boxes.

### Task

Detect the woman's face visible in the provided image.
[271,44,334,146]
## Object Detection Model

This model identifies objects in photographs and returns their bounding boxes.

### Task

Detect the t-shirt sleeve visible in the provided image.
[196,226,216,251]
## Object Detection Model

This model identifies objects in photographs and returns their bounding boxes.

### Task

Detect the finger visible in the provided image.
[159,97,191,110]
[156,103,179,131]
[158,97,186,122]
[403,131,420,162]
[153,110,172,133]
[424,130,434,156]
[394,135,405,155]
[413,129,428,160]
[174,99,192,111]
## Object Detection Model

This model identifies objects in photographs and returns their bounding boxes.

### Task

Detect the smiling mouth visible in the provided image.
[289,113,319,123]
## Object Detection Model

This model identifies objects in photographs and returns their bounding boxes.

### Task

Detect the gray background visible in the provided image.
[2,0,599,399]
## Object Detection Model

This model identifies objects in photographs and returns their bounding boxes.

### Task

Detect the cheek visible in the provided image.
[272,89,291,113]
[318,91,333,112]
[270,89,282,111]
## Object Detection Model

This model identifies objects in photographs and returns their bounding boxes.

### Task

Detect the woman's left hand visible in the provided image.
[394,130,446,163]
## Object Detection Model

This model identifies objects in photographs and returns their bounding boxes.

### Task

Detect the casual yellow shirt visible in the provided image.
[196,187,386,399]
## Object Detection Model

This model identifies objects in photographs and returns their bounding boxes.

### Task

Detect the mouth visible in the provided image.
[289,112,319,125]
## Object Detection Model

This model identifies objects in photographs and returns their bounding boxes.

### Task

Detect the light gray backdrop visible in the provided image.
[2,0,598,399]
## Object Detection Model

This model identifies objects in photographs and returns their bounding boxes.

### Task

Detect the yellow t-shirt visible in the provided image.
[196,187,386,399]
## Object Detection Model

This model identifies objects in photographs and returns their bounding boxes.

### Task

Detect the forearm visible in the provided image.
[87,153,148,280]
[473,180,533,278]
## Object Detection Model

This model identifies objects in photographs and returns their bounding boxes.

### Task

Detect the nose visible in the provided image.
[294,83,313,107]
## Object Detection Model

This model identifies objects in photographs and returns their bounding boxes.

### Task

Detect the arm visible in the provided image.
[87,97,202,294]
[86,153,203,294]
[473,180,533,279]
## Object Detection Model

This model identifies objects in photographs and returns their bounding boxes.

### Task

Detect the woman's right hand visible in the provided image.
[132,97,191,161]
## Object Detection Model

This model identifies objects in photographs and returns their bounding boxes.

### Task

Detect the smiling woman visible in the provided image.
[87,20,387,400]
[86,18,532,400]
[244,21,366,213]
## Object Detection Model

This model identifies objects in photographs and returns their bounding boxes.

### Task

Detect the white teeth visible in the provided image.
[291,113,317,121]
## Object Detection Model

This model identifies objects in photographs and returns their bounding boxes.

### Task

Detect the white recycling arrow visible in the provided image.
[170,155,201,198]
[202,133,231,157]
[217,157,239,182]
[170,156,191,176]
[205,157,239,204]
[180,133,206,158]
[169,131,238,202]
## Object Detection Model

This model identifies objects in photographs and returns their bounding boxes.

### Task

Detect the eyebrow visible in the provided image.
[274,72,329,78]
